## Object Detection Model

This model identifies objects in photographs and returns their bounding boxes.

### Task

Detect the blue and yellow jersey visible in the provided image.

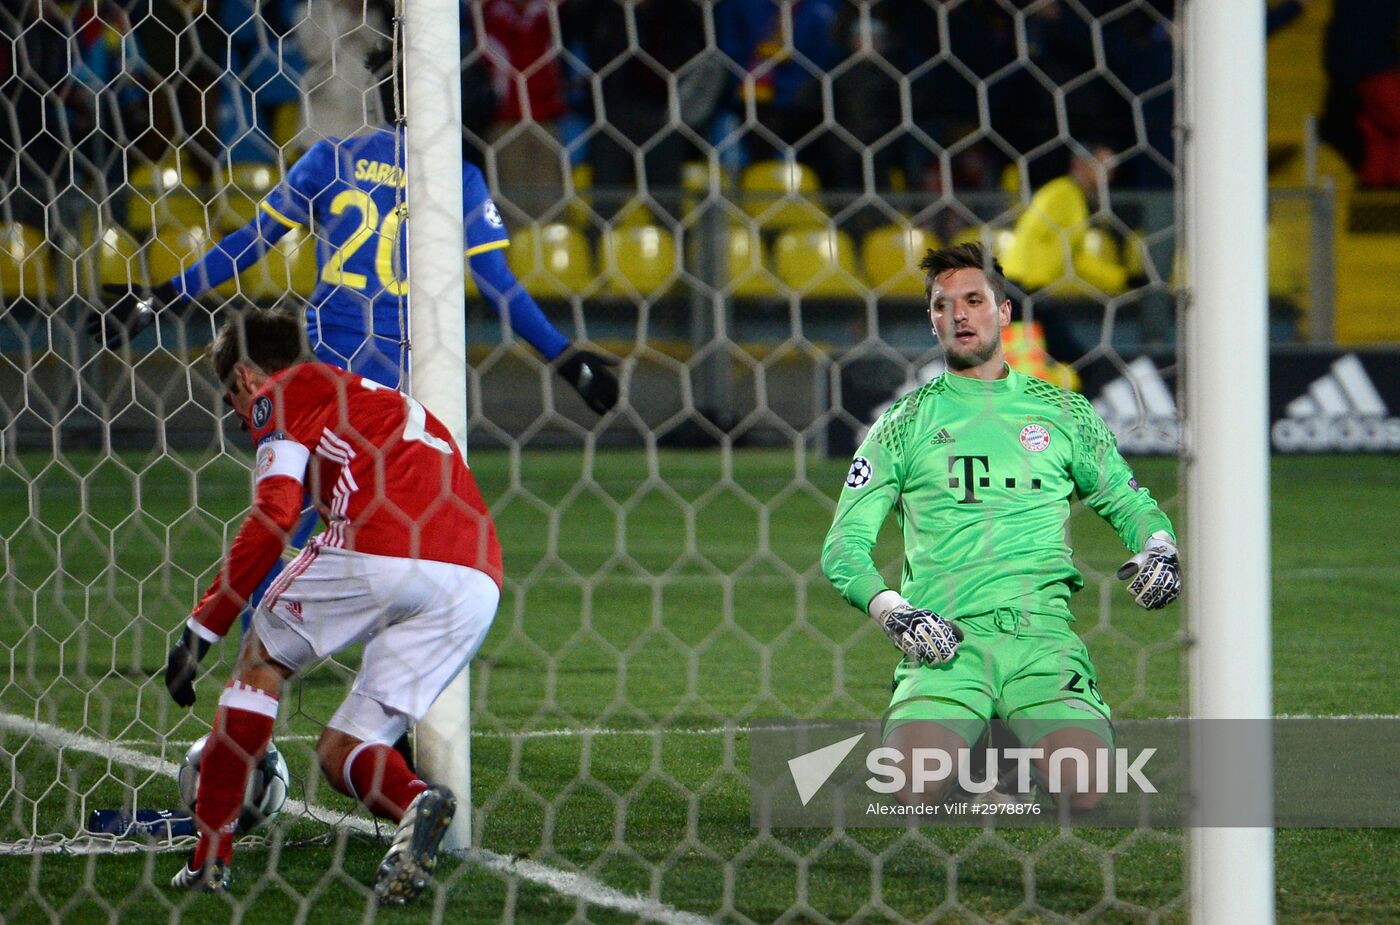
[259,127,509,338]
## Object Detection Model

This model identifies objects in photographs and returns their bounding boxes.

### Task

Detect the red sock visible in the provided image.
[190,681,278,869]
[344,742,427,823]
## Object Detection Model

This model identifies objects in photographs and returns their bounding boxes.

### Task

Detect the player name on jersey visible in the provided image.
[353,159,407,189]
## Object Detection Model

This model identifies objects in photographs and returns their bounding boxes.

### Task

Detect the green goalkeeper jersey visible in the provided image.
[822,366,1174,623]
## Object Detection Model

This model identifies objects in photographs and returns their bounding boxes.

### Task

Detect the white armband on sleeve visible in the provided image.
[185,617,222,644]
[254,439,310,485]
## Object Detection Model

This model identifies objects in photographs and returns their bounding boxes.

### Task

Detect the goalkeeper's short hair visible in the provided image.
[920,242,1010,304]
[210,307,314,387]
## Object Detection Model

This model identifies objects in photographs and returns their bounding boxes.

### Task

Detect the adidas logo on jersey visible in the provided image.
[1271,354,1400,452]
[1091,357,1180,454]
[930,428,956,446]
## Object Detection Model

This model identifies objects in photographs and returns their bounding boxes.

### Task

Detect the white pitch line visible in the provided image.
[111,724,759,748]
[102,712,1400,750]
[16,564,1384,604]
[1270,713,1400,720]
[0,712,710,925]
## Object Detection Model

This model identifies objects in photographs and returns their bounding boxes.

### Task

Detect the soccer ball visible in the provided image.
[177,736,290,832]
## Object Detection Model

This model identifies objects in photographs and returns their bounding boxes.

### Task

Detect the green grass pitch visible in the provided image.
[1,449,1397,923]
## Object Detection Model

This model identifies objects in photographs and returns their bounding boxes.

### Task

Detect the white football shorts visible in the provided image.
[252,544,500,743]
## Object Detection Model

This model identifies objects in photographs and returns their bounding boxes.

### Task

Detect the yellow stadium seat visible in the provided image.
[739,159,827,229]
[465,255,479,298]
[566,162,594,226]
[129,152,196,194]
[230,250,286,303]
[602,225,677,297]
[1000,164,1022,195]
[710,225,779,298]
[215,161,279,231]
[681,160,726,217]
[236,225,318,301]
[772,228,865,298]
[611,198,661,228]
[0,222,55,299]
[269,102,300,152]
[950,226,978,247]
[862,224,941,297]
[949,225,1015,257]
[127,189,211,236]
[144,226,221,296]
[94,226,145,287]
[132,222,315,303]
[284,227,319,297]
[1268,217,1307,299]
[507,223,594,298]
[682,161,711,195]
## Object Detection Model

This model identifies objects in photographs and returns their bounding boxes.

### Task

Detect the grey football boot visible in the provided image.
[373,785,457,905]
[170,857,230,893]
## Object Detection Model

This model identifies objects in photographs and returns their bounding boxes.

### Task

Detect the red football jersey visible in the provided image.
[190,362,502,639]
[251,363,503,579]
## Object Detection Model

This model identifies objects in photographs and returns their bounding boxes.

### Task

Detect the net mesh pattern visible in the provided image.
[0,1,1188,921]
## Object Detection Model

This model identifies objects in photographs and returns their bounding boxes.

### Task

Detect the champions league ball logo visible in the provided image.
[845,456,873,489]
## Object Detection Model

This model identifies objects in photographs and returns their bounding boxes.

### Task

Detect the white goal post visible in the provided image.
[401,0,473,852]
[1184,0,1275,922]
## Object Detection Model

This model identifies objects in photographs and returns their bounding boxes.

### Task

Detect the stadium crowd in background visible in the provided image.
[1321,0,1400,188]
[0,0,1212,404]
[11,0,1394,212]
[0,0,1186,224]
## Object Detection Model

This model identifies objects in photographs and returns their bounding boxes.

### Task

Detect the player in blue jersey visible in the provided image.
[87,124,618,413]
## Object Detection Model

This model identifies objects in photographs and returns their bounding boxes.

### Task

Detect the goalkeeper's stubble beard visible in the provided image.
[938,327,1003,372]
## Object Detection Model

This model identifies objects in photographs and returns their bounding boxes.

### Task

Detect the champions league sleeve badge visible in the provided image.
[845,456,873,489]
[251,395,272,429]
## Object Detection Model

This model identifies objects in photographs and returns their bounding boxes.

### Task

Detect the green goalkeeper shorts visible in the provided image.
[882,607,1113,748]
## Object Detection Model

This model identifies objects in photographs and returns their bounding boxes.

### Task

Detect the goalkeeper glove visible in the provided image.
[1116,530,1181,610]
[869,590,963,666]
[88,281,179,348]
[164,626,212,708]
[556,348,620,415]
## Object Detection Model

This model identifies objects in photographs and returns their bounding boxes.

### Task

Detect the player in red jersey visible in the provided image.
[164,308,501,905]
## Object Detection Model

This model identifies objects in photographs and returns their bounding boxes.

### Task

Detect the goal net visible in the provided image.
[0,0,1212,921]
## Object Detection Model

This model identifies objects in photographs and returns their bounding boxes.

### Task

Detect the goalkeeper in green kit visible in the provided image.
[821,243,1180,813]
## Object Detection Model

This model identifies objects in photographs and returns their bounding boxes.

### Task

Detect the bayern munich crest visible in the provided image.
[1019,423,1051,452]
[845,456,873,489]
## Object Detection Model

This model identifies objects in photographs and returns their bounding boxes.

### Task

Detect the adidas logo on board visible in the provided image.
[1271,354,1400,452]
[1091,357,1180,454]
